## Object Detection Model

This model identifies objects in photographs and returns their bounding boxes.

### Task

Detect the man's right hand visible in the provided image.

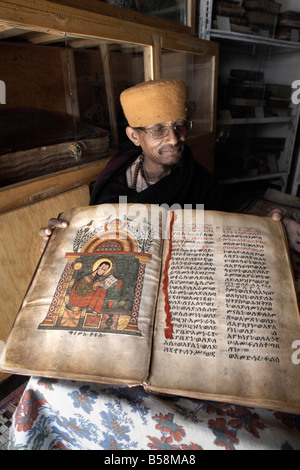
[39,218,68,252]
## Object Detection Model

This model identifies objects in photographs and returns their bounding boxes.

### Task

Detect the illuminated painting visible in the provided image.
[39,217,153,336]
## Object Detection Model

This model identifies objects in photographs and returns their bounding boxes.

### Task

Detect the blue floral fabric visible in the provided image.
[8,377,300,450]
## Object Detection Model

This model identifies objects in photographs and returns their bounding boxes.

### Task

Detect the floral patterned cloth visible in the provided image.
[8,377,300,450]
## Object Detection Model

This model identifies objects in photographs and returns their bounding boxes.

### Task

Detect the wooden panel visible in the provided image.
[0,185,90,383]
[0,1,218,55]
[46,0,193,35]
[190,141,215,174]
[0,157,110,213]
[0,42,72,115]
[187,134,215,174]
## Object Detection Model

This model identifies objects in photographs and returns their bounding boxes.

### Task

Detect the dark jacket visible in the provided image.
[90,143,223,210]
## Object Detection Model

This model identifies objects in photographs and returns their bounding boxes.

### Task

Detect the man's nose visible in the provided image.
[164,126,180,144]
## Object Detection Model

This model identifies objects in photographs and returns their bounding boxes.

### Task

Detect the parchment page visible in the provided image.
[1,203,164,385]
[148,210,300,413]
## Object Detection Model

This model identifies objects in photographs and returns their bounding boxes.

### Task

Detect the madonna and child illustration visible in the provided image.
[39,216,153,336]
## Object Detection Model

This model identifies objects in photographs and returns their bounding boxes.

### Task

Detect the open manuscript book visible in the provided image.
[1,203,300,414]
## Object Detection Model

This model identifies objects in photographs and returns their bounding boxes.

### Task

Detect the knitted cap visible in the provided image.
[120,79,189,127]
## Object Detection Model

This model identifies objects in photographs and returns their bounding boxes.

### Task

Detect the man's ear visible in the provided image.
[126,126,140,146]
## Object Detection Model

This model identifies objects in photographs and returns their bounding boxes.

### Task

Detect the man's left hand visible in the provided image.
[269,207,300,253]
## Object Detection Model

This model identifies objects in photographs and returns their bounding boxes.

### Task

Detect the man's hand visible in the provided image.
[268,207,300,253]
[39,218,68,252]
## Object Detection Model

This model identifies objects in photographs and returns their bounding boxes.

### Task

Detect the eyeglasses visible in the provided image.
[136,119,192,140]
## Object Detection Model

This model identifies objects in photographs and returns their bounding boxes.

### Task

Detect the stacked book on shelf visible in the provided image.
[219,69,292,120]
[213,0,251,34]
[216,69,289,180]
[215,134,285,179]
[244,0,281,34]
[276,11,300,41]
[227,69,265,119]
[213,1,300,42]
[265,84,293,118]
[213,0,282,37]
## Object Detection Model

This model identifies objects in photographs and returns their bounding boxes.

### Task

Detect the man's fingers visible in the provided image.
[39,218,68,252]
[38,227,51,237]
[47,218,68,230]
[268,207,283,221]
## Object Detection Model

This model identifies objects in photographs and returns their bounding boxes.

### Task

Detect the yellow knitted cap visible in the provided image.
[120,79,189,127]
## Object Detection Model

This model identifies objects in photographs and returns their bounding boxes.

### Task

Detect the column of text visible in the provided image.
[223,226,280,364]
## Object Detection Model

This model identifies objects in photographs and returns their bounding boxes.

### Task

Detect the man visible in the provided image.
[40,79,300,253]
[89,79,222,209]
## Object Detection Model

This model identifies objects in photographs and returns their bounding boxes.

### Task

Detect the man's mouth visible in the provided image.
[158,143,184,156]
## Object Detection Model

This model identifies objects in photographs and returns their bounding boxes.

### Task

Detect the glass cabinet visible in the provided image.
[0,0,218,204]
[161,50,215,136]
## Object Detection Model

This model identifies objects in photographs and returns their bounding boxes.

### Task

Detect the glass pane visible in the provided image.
[0,31,148,187]
[108,43,147,144]
[212,0,281,39]
[161,50,214,135]
[0,32,80,187]
[72,41,147,146]
[215,41,296,183]
[102,0,188,26]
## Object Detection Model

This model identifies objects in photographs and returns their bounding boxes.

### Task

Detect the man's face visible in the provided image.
[97,264,110,276]
[129,119,188,169]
